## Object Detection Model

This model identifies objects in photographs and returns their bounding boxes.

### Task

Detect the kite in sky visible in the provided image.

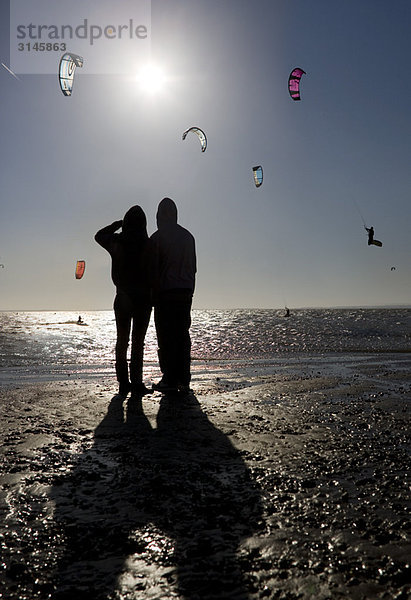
[182,126,207,152]
[1,63,20,81]
[252,165,263,188]
[59,53,83,96]
[288,67,306,101]
[75,260,86,279]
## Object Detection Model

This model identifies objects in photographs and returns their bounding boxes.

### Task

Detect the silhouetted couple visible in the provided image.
[95,198,196,398]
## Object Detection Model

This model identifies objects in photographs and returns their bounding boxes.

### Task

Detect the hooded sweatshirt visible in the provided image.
[95,205,151,301]
[150,198,196,294]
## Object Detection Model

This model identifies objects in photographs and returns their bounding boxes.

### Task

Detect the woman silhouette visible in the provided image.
[95,206,152,397]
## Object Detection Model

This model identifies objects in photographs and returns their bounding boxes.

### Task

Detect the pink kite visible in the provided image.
[288,68,306,101]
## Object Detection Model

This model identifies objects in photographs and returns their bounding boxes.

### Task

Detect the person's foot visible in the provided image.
[152,379,178,393]
[131,382,153,397]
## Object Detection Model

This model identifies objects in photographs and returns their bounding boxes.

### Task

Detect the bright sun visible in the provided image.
[135,64,166,94]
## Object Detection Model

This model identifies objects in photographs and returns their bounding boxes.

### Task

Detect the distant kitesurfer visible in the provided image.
[365,226,382,247]
[77,316,83,324]
[284,307,290,317]
[365,226,374,245]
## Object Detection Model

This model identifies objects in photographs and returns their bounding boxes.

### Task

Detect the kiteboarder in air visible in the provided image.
[365,226,374,245]
[365,226,382,247]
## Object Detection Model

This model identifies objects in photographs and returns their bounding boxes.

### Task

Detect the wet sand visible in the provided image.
[0,353,410,599]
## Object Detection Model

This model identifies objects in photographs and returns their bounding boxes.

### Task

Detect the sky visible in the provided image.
[0,0,410,310]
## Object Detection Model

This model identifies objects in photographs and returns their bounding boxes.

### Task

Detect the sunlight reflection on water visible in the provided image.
[0,308,409,371]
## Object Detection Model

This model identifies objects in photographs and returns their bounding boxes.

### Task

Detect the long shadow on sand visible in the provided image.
[51,393,263,599]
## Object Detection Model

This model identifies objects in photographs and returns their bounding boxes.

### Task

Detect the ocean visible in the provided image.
[0,308,409,386]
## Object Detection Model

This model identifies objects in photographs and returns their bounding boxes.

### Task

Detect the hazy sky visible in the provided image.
[1,0,410,310]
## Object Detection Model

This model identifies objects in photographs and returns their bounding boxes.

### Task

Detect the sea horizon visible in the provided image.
[1,304,410,312]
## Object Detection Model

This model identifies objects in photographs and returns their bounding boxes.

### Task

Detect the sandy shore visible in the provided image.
[0,353,410,600]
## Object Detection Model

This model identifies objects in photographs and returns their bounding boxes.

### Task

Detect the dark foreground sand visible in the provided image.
[0,354,410,600]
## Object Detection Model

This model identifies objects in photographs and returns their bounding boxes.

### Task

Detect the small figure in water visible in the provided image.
[284,307,290,317]
[77,315,83,324]
[365,226,382,247]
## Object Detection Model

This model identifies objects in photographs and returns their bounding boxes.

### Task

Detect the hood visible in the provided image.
[122,205,148,244]
[156,197,178,229]
[122,205,147,234]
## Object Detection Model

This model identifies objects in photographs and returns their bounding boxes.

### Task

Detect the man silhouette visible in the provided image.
[150,198,196,393]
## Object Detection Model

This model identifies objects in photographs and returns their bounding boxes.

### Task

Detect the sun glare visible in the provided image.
[135,64,166,94]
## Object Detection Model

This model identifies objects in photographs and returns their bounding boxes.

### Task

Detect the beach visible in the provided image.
[0,352,410,599]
